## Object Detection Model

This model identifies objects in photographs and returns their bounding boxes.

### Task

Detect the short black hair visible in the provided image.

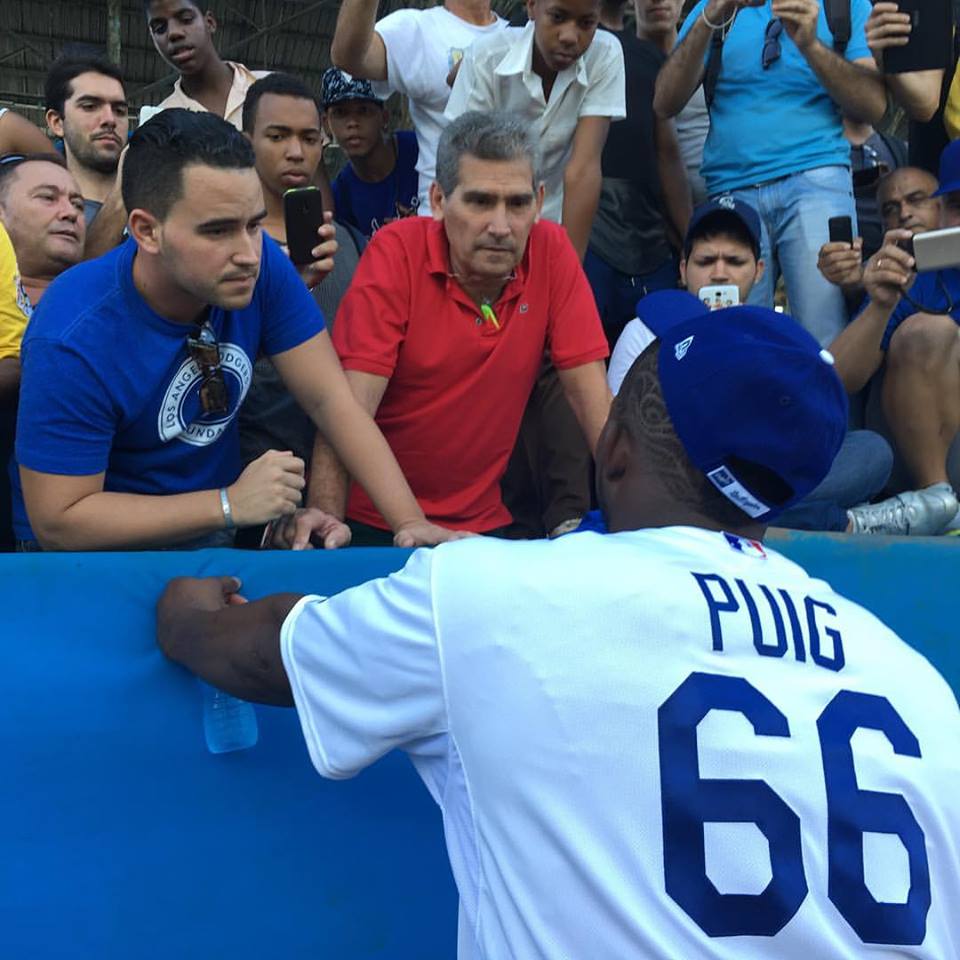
[143,0,205,13]
[241,73,321,134]
[122,108,255,220]
[0,153,69,204]
[44,53,125,117]
[684,210,759,260]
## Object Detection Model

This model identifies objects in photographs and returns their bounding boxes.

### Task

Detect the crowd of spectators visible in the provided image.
[0,0,957,551]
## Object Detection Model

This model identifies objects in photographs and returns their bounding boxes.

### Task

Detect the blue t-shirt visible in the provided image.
[880,269,960,351]
[677,0,872,195]
[13,235,324,539]
[331,130,420,238]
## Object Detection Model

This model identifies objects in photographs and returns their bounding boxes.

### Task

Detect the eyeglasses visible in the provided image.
[762,17,783,70]
[186,320,229,415]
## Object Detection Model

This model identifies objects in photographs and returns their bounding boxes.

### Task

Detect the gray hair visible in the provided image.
[435,111,541,196]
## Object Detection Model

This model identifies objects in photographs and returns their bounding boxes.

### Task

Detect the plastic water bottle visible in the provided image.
[201,681,259,753]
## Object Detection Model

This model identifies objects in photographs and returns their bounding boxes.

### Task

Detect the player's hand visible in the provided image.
[227,450,306,527]
[266,507,353,550]
[157,576,247,658]
[297,212,338,290]
[392,519,476,548]
[865,1,912,62]
[772,0,820,52]
[817,238,865,290]
[863,228,915,310]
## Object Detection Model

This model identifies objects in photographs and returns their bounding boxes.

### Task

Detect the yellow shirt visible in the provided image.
[0,222,31,361]
[138,61,270,131]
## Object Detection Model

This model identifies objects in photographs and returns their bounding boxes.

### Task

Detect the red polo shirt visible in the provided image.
[332,217,608,531]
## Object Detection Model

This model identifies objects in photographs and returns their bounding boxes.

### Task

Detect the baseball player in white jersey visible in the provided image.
[158,295,960,959]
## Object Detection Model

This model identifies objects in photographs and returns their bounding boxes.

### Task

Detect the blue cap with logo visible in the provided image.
[637,290,848,522]
[320,68,383,107]
[933,138,960,197]
[684,197,762,258]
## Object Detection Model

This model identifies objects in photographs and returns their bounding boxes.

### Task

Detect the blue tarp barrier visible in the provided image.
[0,534,956,958]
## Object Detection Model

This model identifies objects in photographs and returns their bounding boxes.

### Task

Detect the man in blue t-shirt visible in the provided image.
[321,69,420,238]
[829,139,960,535]
[14,108,463,551]
[653,0,887,346]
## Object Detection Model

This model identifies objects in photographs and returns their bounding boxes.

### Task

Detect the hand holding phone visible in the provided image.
[283,186,327,265]
[698,285,740,310]
[828,216,854,247]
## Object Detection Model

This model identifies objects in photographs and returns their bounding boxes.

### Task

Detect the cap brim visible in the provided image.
[637,289,710,339]
[933,181,960,198]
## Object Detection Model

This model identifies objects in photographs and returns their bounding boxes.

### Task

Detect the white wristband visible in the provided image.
[219,487,235,530]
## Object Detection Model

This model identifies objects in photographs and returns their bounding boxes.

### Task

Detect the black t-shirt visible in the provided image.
[589,28,672,276]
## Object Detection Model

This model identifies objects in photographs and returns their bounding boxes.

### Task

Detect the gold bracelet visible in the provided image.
[701,5,737,30]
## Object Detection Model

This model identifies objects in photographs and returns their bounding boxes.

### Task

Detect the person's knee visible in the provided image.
[887,312,960,374]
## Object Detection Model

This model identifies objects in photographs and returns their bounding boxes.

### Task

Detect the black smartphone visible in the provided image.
[883,0,951,75]
[283,186,326,265]
[828,215,853,246]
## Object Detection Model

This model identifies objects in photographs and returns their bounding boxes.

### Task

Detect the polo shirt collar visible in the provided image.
[425,218,530,302]
[494,21,588,89]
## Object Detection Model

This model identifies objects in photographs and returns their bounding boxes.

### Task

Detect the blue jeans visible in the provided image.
[584,249,679,348]
[776,430,893,532]
[724,165,856,346]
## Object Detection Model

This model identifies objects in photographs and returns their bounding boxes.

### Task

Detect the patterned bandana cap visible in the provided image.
[321,68,384,107]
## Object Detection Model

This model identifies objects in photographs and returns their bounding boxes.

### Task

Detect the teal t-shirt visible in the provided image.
[677,0,872,194]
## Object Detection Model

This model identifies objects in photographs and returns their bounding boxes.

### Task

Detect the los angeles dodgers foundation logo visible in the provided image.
[158,343,252,446]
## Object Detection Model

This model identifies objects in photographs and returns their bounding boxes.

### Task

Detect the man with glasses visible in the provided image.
[829,141,960,534]
[11,109,465,552]
[817,166,941,303]
[653,0,886,346]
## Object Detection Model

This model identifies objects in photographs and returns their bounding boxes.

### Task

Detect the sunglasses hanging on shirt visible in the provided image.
[186,319,229,416]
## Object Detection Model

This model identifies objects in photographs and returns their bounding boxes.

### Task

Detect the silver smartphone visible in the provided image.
[913,226,960,273]
[697,285,741,311]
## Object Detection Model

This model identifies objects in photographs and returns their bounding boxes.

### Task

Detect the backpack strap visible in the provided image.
[823,0,850,55]
[703,27,725,111]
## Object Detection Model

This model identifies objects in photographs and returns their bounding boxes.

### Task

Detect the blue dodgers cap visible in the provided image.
[640,293,848,522]
[684,197,762,258]
[320,68,383,107]
[933,139,960,197]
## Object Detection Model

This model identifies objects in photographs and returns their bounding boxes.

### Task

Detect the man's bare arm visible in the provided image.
[330,0,389,81]
[829,229,915,393]
[561,117,610,261]
[0,109,51,155]
[773,0,886,124]
[654,115,692,246]
[21,450,305,550]
[556,360,613,455]
[157,576,299,706]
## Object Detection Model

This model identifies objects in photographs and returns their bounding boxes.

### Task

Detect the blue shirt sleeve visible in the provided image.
[677,1,707,49]
[880,271,960,351]
[257,234,327,356]
[845,0,873,62]
[16,338,117,476]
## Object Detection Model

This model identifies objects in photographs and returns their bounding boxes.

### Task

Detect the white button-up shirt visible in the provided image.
[445,22,625,222]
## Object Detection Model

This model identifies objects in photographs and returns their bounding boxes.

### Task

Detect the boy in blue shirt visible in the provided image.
[321,69,420,238]
[14,109,462,551]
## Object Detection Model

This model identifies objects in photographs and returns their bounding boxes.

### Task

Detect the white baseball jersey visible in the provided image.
[281,527,960,959]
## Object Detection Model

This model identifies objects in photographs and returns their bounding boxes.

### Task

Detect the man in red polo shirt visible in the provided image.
[297,110,611,544]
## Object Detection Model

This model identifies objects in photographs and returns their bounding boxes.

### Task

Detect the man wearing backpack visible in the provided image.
[653,0,886,346]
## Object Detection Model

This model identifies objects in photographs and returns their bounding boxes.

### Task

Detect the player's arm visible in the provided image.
[556,360,613,455]
[157,576,298,706]
[0,108,51,155]
[20,451,305,550]
[867,2,943,121]
[561,116,610,261]
[330,0,389,81]
[271,331,466,547]
[828,229,914,393]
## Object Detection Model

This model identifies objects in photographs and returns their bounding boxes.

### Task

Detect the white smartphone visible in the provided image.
[697,285,741,311]
[913,226,960,273]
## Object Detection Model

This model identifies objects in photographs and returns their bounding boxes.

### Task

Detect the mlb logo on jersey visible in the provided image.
[722,530,766,558]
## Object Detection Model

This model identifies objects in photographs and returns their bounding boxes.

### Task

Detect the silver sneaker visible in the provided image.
[847,483,959,536]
